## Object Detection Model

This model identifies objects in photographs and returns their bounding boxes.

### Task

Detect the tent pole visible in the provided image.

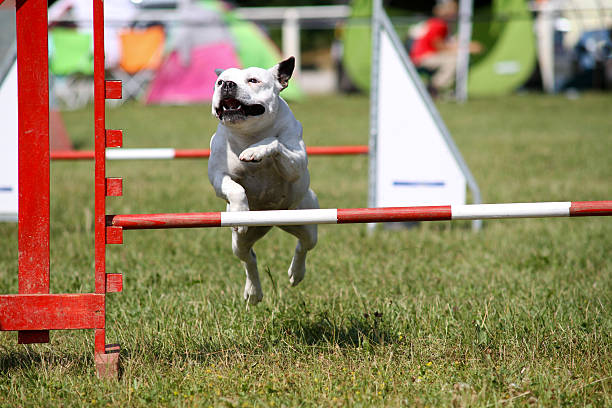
[282,8,301,81]
[455,0,473,102]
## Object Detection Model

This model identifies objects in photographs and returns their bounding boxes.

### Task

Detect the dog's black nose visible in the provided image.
[221,81,237,91]
[220,80,237,98]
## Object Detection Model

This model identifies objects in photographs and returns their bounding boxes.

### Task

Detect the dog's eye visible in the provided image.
[216,80,223,86]
[247,78,260,84]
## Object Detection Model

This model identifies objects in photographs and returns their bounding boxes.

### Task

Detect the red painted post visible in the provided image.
[93,0,121,378]
[16,0,50,345]
[92,0,107,362]
[93,0,106,300]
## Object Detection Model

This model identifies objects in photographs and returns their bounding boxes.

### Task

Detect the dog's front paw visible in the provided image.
[244,281,263,305]
[239,146,269,163]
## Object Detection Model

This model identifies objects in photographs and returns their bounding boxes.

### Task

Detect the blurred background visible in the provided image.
[2,0,611,110]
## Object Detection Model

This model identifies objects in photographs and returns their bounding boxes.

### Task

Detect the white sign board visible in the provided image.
[375,28,466,207]
[0,60,18,221]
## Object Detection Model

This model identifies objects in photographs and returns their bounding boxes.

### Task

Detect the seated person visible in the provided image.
[409,0,482,94]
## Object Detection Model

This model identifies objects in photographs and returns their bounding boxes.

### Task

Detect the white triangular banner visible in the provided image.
[375,27,467,207]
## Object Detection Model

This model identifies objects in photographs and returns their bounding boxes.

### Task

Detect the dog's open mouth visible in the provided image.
[216,98,265,121]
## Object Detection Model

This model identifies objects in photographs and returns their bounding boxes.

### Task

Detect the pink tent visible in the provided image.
[145,42,240,105]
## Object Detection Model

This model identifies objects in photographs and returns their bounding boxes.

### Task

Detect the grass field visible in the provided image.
[1,93,610,407]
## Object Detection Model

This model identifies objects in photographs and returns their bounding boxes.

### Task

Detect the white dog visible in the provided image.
[208,57,319,305]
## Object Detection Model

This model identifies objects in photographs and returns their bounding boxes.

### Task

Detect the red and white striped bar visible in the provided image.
[50,145,369,161]
[108,201,612,230]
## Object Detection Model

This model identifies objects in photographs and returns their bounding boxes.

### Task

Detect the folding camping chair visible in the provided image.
[49,27,95,110]
[112,25,165,101]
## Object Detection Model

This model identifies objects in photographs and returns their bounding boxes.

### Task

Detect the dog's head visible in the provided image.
[212,57,295,130]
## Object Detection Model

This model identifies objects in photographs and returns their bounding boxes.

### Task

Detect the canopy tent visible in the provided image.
[467,0,536,96]
[47,0,302,106]
[536,0,612,93]
[145,0,302,104]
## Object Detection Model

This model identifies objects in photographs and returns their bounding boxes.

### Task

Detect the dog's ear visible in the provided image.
[272,57,295,91]
[215,69,224,77]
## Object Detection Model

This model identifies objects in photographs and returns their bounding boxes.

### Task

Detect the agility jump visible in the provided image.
[1,0,610,381]
[108,201,612,231]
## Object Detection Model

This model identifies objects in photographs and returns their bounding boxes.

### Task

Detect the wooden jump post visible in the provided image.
[0,0,121,378]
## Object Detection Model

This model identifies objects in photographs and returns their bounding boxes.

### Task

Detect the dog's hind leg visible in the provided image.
[232,226,272,304]
[279,189,319,286]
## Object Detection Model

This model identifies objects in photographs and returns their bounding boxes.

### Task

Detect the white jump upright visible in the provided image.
[369,0,482,231]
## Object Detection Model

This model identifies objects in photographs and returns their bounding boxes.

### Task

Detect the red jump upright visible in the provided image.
[0,0,121,378]
[15,0,50,345]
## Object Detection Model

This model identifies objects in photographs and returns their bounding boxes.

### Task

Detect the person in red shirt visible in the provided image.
[410,17,450,65]
[409,0,481,94]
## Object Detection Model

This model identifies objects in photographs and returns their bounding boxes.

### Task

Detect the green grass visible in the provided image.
[1,93,611,407]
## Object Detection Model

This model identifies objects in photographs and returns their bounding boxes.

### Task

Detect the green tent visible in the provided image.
[467,0,536,96]
[342,0,536,97]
